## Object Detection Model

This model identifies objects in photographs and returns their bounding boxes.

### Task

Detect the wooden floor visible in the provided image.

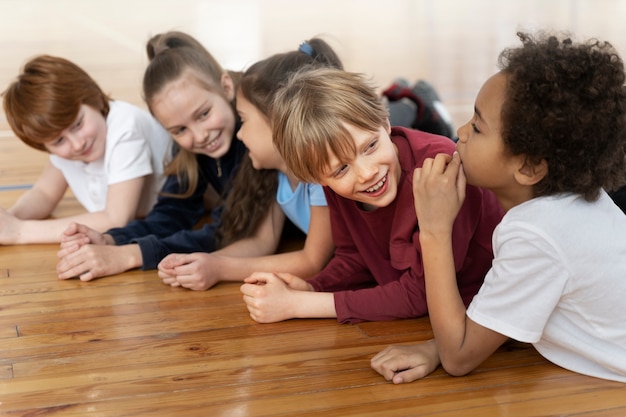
[2,221,625,417]
[1,1,626,415]
[1,203,626,417]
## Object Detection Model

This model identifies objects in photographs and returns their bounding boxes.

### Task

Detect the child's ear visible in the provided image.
[221,73,235,101]
[515,157,548,186]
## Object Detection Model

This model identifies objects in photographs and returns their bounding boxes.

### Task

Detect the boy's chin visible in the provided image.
[357,192,396,210]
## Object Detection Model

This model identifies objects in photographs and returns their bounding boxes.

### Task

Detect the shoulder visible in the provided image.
[505,194,576,224]
[106,100,156,128]
[49,153,77,169]
[494,194,587,255]
[392,126,455,150]
[391,126,455,169]
[304,182,326,204]
[105,100,167,144]
[107,100,145,116]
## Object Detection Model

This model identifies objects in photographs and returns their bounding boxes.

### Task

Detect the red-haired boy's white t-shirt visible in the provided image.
[50,100,170,217]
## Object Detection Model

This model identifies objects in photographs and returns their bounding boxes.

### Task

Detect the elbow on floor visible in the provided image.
[441,359,475,377]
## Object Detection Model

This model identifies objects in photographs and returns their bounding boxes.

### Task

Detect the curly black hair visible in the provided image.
[498,31,626,201]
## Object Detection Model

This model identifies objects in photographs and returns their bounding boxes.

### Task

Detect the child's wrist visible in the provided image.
[127,244,144,269]
[419,229,452,246]
[103,234,115,245]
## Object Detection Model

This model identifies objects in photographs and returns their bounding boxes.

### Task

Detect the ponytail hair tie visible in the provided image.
[298,41,316,57]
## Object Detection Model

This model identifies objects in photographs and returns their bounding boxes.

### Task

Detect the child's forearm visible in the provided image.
[293,290,336,319]
[212,249,329,283]
[9,190,58,220]
[419,232,508,377]
[15,212,127,244]
[419,233,468,357]
[214,235,279,258]
[217,200,285,258]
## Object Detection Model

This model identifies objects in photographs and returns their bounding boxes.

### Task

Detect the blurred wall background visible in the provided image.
[0,0,624,130]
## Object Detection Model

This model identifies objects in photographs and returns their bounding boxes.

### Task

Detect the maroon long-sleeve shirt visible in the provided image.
[308,127,504,324]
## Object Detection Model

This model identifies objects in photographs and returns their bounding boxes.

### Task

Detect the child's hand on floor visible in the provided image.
[240,272,312,323]
[371,339,440,384]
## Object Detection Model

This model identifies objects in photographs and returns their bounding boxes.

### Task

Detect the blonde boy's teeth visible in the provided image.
[366,177,386,193]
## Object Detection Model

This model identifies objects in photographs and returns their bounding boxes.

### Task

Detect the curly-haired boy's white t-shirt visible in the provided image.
[50,100,170,217]
[467,190,626,382]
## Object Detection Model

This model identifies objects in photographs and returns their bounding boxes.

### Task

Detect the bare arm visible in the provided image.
[413,153,507,376]
[240,272,336,322]
[215,200,286,258]
[158,203,334,290]
[3,166,147,244]
[8,161,68,219]
[156,201,285,290]
[213,204,333,280]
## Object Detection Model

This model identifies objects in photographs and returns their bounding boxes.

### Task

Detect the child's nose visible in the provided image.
[235,126,244,142]
[456,123,469,143]
[356,162,378,183]
[67,133,86,151]
[191,124,209,146]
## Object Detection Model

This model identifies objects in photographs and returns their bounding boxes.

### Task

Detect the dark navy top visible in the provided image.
[107,127,247,269]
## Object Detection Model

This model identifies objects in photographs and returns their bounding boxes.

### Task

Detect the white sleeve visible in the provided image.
[467,221,571,343]
[105,105,154,185]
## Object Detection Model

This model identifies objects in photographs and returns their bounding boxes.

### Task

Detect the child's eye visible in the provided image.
[51,137,65,146]
[471,122,480,133]
[333,164,349,178]
[199,109,210,119]
[366,140,378,152]
[71,117,83,131]
[172,127,186,137]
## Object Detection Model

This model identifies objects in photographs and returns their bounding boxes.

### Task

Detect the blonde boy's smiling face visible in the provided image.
[320,122,401,209]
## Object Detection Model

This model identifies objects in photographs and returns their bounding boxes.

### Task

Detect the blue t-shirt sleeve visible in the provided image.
[307,183,327,206]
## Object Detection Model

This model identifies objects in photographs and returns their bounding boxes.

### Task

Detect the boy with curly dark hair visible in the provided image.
[372,31,626,383]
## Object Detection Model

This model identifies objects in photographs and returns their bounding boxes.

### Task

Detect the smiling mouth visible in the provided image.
[80,143,94,157]
[365,176,387,193]
[197,132,221,150]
